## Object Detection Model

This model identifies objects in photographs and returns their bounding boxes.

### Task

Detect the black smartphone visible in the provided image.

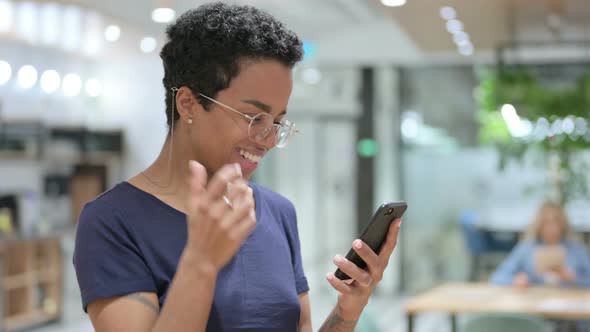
[334,201,407,280]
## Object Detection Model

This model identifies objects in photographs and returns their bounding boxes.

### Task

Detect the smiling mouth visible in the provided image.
[239,149,262,163]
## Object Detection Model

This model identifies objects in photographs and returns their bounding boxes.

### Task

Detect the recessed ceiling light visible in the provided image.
[446,19,463,34]
[17,65,38,89]
[458,43,474,56]
[40,69,61,94]
[439,6,456,20]
[0,0,13,32]
[140,37,157,53]
[104,25,121,42]
[302,68,322,85]
[0,60,12,85]
[381,0,407,8]
[453,31,470,46]
[63,73,82,97]
[152,8,176,23]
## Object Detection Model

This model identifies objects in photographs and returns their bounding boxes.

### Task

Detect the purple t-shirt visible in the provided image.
[73,181,309,331]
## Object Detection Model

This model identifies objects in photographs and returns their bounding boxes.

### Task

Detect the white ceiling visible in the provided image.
[374,0,590,59]
[77,0,420,64]
[79,0,379,40]
[22,0,590,64]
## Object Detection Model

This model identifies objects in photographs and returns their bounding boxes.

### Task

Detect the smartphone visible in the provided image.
[334,201,407,280]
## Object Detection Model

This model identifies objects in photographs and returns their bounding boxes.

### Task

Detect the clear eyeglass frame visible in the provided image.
[198,93,298,148]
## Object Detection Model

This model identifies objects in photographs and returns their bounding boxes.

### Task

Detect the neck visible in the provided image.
[142,133,192,198]
[542,238,562,245]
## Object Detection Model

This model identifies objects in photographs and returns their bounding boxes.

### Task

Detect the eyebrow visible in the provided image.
[241,99,287,116]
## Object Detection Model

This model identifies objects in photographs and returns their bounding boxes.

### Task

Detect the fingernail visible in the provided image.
[233,163,242,176]
[326,272,334,280]
[189,160,197,168]
[354,240,362,249]
[333,255,343,264]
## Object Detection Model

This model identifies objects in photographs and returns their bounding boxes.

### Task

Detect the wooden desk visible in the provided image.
[404,283,590,332]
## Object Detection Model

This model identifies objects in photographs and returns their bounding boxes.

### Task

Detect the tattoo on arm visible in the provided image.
[126,293,160,314]
[318,310,357,332]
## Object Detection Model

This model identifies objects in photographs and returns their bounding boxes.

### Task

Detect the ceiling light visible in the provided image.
[550,119,563,136]
[83,11,103,56]
[40,2,59,45]
[152,7,176,23]
[446,19,463,34]
[439,6,456,20]
[140,36,157,53]
[0,60,12,85]
[458,42,474,56]
[562,117,575,135]
[17,65,38,89]
[16,1,38,43]
[533,118,550,141]
[574,117,587,136]
[452,31,470,46]
[63,73,82,97]
[381,0,407,7]
[62,5,82,51]
[501,104,530,137]
[85,78,103,97]
[104,25,121,42]
[0,0,13,33]
[40,69,61,94]
[302,68,322,85]
[401,113,421,140]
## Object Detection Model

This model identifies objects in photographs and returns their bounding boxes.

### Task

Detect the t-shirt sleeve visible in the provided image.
[282,201,309,295]
[73,202,157,312]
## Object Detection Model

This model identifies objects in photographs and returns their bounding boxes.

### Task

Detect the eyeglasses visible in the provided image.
[198,93,298,148]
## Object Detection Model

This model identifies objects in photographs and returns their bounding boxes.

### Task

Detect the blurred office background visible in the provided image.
[1,0,590,331]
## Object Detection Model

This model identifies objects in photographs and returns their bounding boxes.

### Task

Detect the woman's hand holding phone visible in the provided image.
[326,217,402,321]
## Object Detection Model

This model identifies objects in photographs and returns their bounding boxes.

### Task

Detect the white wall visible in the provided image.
[373,66,402,295]
[96,56,167,177]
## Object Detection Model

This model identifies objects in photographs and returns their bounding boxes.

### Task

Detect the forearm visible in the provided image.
[151,249,217,332]
[318,307,358,332]
[489,269,513,285]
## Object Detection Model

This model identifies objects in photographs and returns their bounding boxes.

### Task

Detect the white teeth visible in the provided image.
[239,149,261,163]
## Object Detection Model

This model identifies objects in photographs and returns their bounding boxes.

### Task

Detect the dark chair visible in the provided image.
[460,210,518,280]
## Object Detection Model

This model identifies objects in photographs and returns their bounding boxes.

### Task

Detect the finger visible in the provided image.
[207,163,242,201]
[207,197,233,225]
[223,187,254,228]
[226,189,256,240]
[378,219,402,259]
[187,160,208,215]
[226,179,250,206]
[352,240,379,271]
[332,255,372,287]
[228,208,257,243]
[326,272,353,294]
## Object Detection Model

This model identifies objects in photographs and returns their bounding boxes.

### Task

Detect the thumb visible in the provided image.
[187,160,207,214]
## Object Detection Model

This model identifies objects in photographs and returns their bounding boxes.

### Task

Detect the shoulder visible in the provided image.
[564,241,590,254]
[251,183,296,216]
[513,240,536,253]
[77,182,138,231]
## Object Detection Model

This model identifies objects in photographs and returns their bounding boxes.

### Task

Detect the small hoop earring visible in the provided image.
[188,119,193,124]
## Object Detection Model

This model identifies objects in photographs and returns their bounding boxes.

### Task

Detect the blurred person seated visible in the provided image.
[490,201,590,288]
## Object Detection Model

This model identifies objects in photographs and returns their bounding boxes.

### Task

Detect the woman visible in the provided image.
[73,3,402,332]
[490,201,590,288]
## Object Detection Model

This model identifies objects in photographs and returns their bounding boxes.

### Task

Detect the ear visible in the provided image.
[175,86,200,123]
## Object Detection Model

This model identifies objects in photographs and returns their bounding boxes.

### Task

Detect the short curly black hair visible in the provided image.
[160,2,303,129]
